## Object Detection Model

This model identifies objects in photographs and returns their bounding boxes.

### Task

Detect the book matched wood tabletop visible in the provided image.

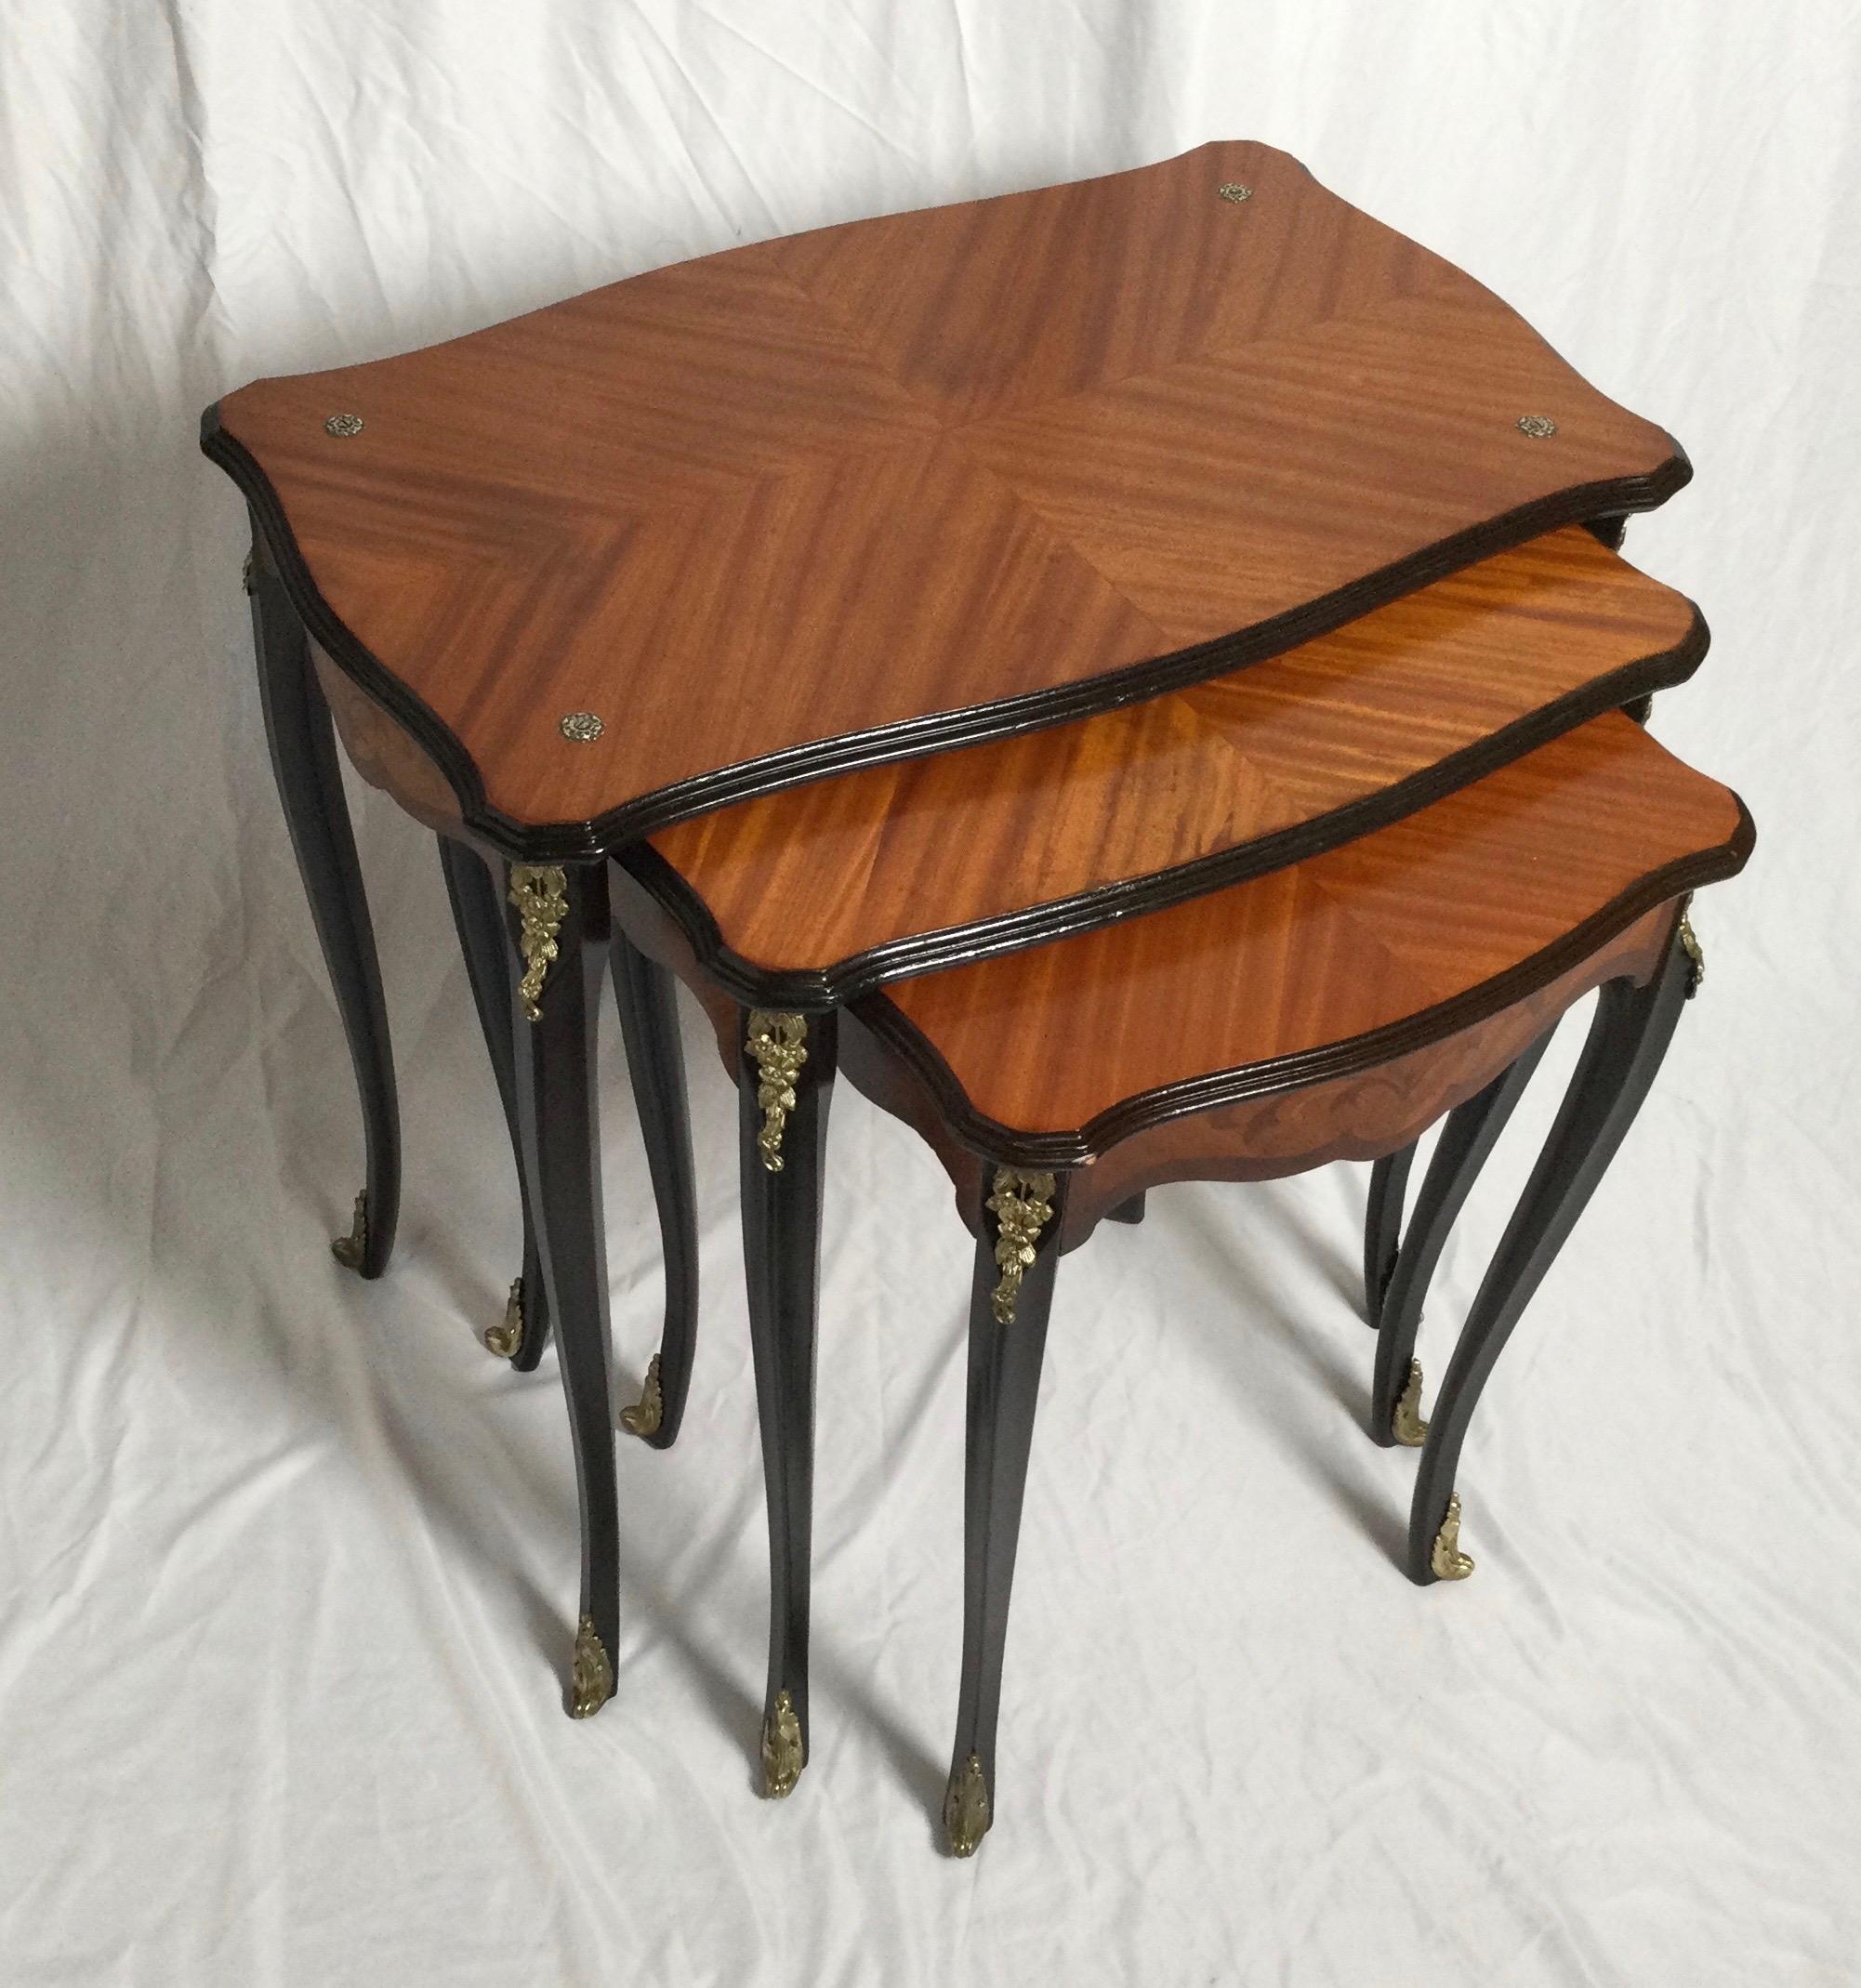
[205,139,1688,856]
[854,716,1750,1158]
[635,527,1704,1001]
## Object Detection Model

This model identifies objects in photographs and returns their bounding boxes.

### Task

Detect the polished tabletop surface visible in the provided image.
[207,140,1687,856]
[865,715,1750,1141]
[637,526,1704,1002]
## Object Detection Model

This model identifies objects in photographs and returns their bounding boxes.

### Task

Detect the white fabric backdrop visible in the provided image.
[3,4,1857,1981]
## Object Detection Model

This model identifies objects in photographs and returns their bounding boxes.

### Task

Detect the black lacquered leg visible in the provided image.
[610,932,701,1450]
[508,862,621,1713]
[738,1007,837,1797]
[1107,1192,1147,1225]
[439,836,550,1370]
[1364,1142,1416,1328]
[1407,933,1696,1586]
[944,1165,1066,1858]
[247,520,400,1277]
[1368,1033,1553,1447]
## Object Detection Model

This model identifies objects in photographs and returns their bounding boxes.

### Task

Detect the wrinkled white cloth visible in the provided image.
[1,4,1857,1982]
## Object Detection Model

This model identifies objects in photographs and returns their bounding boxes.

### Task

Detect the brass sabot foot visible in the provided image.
[619,1354,664,1439]
[484,1278,524,1360]
[760,1689,804,1797]
[330,1191,368,1271]
[1431,1493,1475,1582]
[570,1614,614,1718]
[1392,1359,1430,1446]
[944,1753,992,1858]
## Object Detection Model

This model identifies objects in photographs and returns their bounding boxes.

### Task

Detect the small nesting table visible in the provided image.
[203,140,1740,1827]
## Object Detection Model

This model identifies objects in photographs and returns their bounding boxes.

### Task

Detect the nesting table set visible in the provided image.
[204,141,1752,1856]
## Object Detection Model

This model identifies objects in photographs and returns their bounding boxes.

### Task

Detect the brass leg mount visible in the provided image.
[619,1354,664,1438]
[1431,1493,1475,1581]
[330,1190,368,1271]
[745,1012,808,1172]
[944,1753,992,1857]
[760,1689,804,1797]
[1392,1359,1430,1446]
[570,1614,614,1718]
[485,1278,524,1360]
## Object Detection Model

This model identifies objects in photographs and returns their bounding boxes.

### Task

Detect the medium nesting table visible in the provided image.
[202,140,1729,1807]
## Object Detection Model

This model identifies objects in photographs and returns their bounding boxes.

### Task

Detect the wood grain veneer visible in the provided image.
[205,140,1688,859]
[634,527,1704,1002]
[839,906,1675,1248]
[854,715,1750,1165]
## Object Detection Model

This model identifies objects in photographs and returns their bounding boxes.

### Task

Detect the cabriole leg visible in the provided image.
[1407,927,1697,1585]
[439,835,550,1369]
[1368,1034,1552,1446]
[739,1009,837,1796]
[508,862,620,1712]
[247,519,400,1276]
[944,1165,1065,1857]
[610,932,701,1449]
[1363,1142,1415,1329]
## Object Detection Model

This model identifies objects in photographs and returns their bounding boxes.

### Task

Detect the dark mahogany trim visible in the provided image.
[202,403,1693,863]
[845,801,1754,1172]
[614,607,1709,1008]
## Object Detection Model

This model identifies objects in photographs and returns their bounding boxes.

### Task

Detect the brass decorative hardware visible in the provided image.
[559,711,604,744]
[1677,907,1705,998]
[1516,414,1558,439]
[323,413,364,438]
[1431,1493,1475,1581]
[485,1279,524,1360]
[1392,1359,1430,1446]
[619,1355,664,1438]
[944,1753,992,1857]
[1216,181,1254,203]
[330,1191,368,1270]
[570,1614,614,1718]
[745,1011,808,1172]
[985,1168,1057,1324]
[508,864,570,1022]
[760,1689,804,1797]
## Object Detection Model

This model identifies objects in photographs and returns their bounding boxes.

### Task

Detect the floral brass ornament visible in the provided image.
[1431,1494,1475,1581]
[986,1168,1057,1324]
[485,1278,524,1360]
[1516,414,1558,439]
[1392,1360,1430,1446]
[761,1689,804,1797]
[570,1614,614,1718]
[508,864,570,1022]
[330,1190,368,1270]
[944,1753,991,1857]
[745,1011,808,1172]
[1677,907,1705,997]
[559,711,604,744]
[619,1355,664,1439]
[1216,181,1253,203]
[323,413,364,438]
